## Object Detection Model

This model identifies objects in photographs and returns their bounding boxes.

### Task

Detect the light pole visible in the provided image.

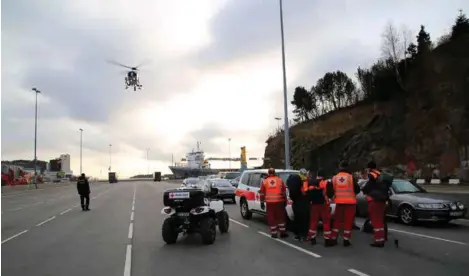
[274,117,281,130]
[109,144,112,171]
[79,128,83,174]
[228,138,231,169]
[146,148,150,175]
[32,88,41,189]
[279,0,291,169]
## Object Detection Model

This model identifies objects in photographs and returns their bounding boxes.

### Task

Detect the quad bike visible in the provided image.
[161,185,229,245]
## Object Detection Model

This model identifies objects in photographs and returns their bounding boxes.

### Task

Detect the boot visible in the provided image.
[271,234,278,239]
[81,205,85,211]
[343,240,352,247]
[280,232,289,238]
[370,242,385,248]
[294,235,301,241]
[85,205,90,211]
[310,238,317,245]
[325,239,335,247]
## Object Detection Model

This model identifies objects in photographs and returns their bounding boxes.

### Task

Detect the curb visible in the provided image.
[416,179,468,186]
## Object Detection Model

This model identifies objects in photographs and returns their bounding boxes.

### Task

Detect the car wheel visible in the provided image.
[218,211,230,233]
[398,205,416,225]
[240,198,252,219]
[200,217,216,245]
[162,218,178,244]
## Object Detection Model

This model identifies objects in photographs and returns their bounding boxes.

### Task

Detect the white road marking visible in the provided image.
[229,218,249,228]
[2,230,28,244]
[123,244,132,276]
[348,268,370,276]
[91,196,97,199]
[389,228,468,246]
[258,231,322,258]
[60,208,72,215]
[130,212,134,222]
[128,222,134,239]
[36,216,56,227]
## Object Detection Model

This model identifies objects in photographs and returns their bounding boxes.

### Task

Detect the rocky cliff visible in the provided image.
[263,37,469,179]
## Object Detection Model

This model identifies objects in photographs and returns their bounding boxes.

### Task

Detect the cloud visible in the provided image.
[2,0,467,177]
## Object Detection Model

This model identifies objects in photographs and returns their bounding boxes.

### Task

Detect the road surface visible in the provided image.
[2,181,469,276]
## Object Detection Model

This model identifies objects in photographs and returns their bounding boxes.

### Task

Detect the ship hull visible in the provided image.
[169,166,235,179]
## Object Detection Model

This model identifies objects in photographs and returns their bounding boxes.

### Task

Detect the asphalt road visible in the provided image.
[2,181,469,276]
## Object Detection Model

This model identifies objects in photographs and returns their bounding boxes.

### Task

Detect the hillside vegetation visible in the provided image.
[263,11,469,179]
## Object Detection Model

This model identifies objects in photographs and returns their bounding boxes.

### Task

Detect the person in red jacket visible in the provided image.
[260,168,288,239]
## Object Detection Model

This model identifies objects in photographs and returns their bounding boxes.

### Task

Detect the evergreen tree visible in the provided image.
[416,25,433,55]
[406,43,418,58]
[451,10,469,40]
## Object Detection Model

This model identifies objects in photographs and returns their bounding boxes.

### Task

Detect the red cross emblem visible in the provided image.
[339,177,346,183]
[169,193,174,198]
[255,193,260,200]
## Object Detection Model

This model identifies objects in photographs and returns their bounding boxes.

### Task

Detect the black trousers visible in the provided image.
[291,198,310,237]
[80,194,90,208]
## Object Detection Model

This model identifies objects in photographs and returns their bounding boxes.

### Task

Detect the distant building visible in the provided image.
[49,159,61,172]
[60,154,72,174]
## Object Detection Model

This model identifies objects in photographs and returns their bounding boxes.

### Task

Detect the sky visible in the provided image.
[1,0,467,178]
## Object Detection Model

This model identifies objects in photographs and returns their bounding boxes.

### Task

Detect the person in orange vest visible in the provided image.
[329,161,361,247]
[362,161,391,247]
[303,169,334,246]
[260,168,289,239]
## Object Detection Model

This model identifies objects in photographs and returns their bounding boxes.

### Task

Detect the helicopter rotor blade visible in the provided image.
[134,59,151,69]
[107,60,134,70]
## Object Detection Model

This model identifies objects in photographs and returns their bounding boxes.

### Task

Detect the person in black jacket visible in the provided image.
[286,169,310,241]
[77,173,91,211]
[362,161,390,247]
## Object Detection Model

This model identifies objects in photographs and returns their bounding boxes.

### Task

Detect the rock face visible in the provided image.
[263,38,469,179]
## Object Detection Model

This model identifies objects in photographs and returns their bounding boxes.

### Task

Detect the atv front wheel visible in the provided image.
[162,218,178,244]
[218,211,229,233]
[200,217,216,245]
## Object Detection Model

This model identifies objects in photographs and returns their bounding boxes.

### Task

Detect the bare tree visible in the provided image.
[381,21,406,91]
[401,24,413,72]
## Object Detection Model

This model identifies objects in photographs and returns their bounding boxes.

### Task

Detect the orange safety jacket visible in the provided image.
[366,169,381,202]
[304,178,330,205]
[332,172,356,204]
[259,176,286,203]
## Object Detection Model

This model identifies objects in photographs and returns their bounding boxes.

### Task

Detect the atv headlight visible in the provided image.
[457,202,465,210]
[450,203,457,210]
[417,203,445,209]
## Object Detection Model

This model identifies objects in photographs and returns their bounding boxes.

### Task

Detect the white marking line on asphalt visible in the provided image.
[389,228,468,246]
[258,231,322,258]
[229,218,249,228]
[348,268,370,276]
[36,216,56,227]
[1,230,28,244]
[123,244,132,276]
[60,208,72,215]
[130,212,134,222]
[128,222,134,239]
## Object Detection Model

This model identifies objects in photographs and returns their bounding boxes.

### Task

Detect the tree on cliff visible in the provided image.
[291,86,314,122]
[416,25,433,55]
[451,10,469,40]
[315,71,357,110]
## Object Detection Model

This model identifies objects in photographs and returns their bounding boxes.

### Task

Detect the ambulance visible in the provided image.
[235,169,336,223]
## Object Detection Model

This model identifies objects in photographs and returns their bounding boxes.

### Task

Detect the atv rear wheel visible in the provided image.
[218,211,229,233]
[200,217,216,245]
[162,218,178,244]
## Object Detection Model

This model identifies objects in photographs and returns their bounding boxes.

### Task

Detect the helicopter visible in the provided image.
[107,60,147,91]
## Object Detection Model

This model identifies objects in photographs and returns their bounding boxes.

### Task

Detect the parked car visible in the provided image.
[223,172,241,180]
[230,176,240,188]
[182,177,199,186]
[208,178,236,203]
[356,178,467,225]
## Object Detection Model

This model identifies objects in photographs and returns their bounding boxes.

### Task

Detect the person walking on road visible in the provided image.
[362,161,392,247]
[287,168,311,241]
[329,161,361,247]
[304,169,334,246]
[77,173,91,211]
[260,168,289,239]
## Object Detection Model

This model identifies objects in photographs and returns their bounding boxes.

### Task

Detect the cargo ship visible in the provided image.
[168,142,221,178]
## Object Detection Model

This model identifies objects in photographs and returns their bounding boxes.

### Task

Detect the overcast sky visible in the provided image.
[1,0,466,177]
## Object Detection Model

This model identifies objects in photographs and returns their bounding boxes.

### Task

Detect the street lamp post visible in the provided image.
[109,144,112,171]
[228,138,231,169]
[32,88,42,189]
[279,0,291,169]
[79,128,83,174]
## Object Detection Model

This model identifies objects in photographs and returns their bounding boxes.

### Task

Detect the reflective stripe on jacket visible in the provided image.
[332,172,356,204]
